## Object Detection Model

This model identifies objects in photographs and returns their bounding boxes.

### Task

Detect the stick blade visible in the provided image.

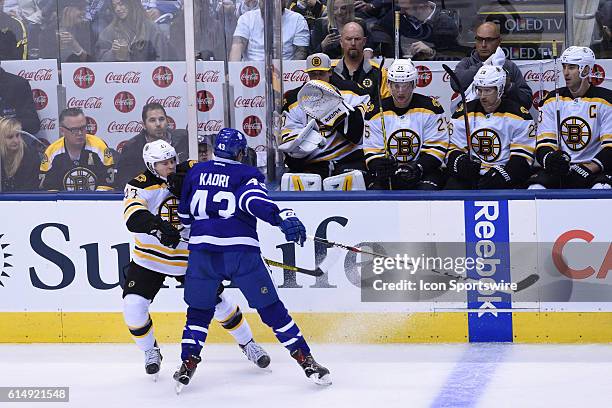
[514,274,540,293]
[442,64,461,93]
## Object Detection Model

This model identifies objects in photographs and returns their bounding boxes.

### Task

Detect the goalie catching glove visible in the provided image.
[298,80,354,130]
[278,118,325,158]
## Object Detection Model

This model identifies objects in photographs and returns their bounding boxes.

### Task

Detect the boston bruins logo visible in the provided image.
[312,56,322,67]
[561,116,591,151]
[470,129,501,162]
[387,129,420,162]
[362,78,373,88]
[159,196,182,229]
[63,167,97,191]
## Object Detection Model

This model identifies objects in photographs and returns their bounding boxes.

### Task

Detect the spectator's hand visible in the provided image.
[222,0,235,13]
[145,7,162,21]
[59,31,84,55]
[321,32,341,50]
[61,6,83,28]
[410,41,435,59]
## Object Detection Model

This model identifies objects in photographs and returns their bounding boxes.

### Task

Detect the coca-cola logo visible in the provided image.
[166,115,176,130]
[234,95,265,108]
[198,119,223,133]
[283,69,309,83]
[145,95,182,108]
[152,66,174,88]
[67,96,103,109]
[39,117,56,131]
[240,66,260,88]
[108,120,144,133]
[183,70,222,83]
[591,64,605,86]
[196,90,215,112]
[242,115,262,137]
[105,71,142,84]
[17,68,53,82]
[532,90,549,109]
[416,65,432,88]
[73,67,95,88]
[523,69,556,83]
[114,91,136,113]
[85,116,98,134]
[32,89,48,110]
[442,72,451,82]
[117,140,129,153]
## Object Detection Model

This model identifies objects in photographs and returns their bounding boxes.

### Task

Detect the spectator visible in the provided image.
[0,0,27,60]
[593,0,612,58]
[0,60,40,135]
[115,103,188,189]
[198,134,213,162]
[57,0,96,62]
[196,0,238,60]
[229,0,309,61]
[0,117,39,191]
[354,0,389,22]
[235,0,258,17]
[331,21,389,101]
[453,21,533,110]
[289,0,325,29]
[40,108,114,191]
[96,0,173,61]
[380,0,466,60]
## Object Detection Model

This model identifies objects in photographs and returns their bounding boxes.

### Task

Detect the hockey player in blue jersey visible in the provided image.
[174,128,331,392]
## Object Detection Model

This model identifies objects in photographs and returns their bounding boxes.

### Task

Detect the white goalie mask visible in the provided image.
[143,139,177,180]
[560,46,596,79]
[387,58,418,85]
[472,65,507,99]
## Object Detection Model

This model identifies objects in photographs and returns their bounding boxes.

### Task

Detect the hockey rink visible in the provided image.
[1,343,611,408]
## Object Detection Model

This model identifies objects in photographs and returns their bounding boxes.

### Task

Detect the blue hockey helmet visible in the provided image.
[214,128,248,160]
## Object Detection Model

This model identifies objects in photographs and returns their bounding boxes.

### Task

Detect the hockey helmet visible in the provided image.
[387,59,418,84]
[214,128,248,160]
[560,46,596,78]
[472,65,506,99]
[143,139,177,180]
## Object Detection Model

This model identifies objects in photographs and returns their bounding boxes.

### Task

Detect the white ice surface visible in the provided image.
[0,344,611,408]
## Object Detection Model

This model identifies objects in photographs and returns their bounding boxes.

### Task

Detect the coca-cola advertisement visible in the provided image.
[114,91,136,113]
[591,64,606,86]
[416,65,433,88]
[152,66,174,88]
[105,71,142,84]
[85,116,98,134]
[242,115,263,137]
[166,115,176,130]
[196,90,215,112]
[240,66,261,88]
[107,120,144,133]
[73,66,96,89]
[234,95,265,108]
[32,89,48,110]
[68,96,103,109]
[198,119,223,133]
[17,68,53,82]
[146,95,182,108]
[39,117,56,131]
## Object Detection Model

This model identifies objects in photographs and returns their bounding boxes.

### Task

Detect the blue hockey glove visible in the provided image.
[275,209,306,247]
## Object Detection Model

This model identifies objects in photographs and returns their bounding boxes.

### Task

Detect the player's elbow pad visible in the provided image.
[505,156,532,184]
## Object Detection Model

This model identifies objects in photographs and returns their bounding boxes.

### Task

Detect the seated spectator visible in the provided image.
[58,0,96,62]
[593,0,612,58]
[115,102,188,189]
[354,0,389,23]
[379,0,467,60]
[453,21,533,110]
[40,108,114,191]
[289,0,325,29]
[96,0,173,61]
[0,117,39,191]
[229,0,309,61]
[0,60,41,135]
[310,0,375,59]
[0,0,27,60]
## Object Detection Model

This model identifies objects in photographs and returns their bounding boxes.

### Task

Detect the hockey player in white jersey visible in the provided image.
[528,46,612,189]
[445,65,535,189]
[122,140,269,380]
[365,59,449,190]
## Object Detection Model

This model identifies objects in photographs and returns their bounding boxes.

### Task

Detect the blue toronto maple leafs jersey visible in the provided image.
[178,157,281,252]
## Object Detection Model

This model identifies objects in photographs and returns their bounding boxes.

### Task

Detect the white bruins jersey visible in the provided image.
[450,99,535,173]
[280,87,370,163]
[364,94,449,167]
[123,169,192,276]
[537,85,612,164]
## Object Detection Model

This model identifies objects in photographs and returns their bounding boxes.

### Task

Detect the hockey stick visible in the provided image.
[442,64,473,158]
[394,11,400,60]
[377,55,393,190]
[552,40,562,150]
[308,235,539,294]
[149,233,323,277]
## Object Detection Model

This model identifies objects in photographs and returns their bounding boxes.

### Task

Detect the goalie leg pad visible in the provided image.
[281,173,323,191]
[323,170,367,191]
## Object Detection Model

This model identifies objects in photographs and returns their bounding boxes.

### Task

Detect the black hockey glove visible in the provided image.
[452,153,481,181]
[152,216,181,248]
[564,164,596,188]
[368,156,398,181]
[477,165,512,189]
[166,171,186,197]
[392,162,423,190]
[593,173,612,189]
[542,150,571,176]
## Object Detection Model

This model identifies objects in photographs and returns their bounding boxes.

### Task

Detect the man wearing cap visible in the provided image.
[279,52,371,180]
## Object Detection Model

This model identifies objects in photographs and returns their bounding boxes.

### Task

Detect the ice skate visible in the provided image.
[144,345,162,382]
[240,339,271,368]
[291,349,331,386]
[173,355,201,394]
